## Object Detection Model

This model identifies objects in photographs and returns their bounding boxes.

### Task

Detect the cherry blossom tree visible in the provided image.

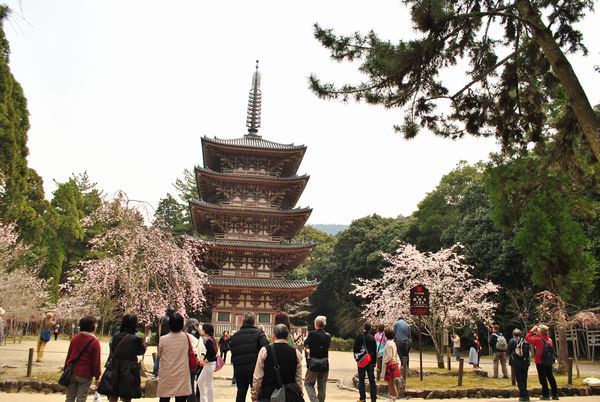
[0,222,49,331]
[352,244,499,368]
[57,196,209,326]
[535,290,600,375]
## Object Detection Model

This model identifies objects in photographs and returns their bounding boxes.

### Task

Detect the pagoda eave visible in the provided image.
[189,200,312,239]
[195,166,309,209]
[207,277,318,297]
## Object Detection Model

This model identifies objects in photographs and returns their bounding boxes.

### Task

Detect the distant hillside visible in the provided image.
[309,224,349,236]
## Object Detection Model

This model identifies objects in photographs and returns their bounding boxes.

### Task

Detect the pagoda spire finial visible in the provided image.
[245,60,262,137]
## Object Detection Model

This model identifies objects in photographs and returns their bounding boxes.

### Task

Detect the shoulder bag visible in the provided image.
[187,333,199,372]
[59,337,95,386]
[211,337,225,372]
[354,333,372,368]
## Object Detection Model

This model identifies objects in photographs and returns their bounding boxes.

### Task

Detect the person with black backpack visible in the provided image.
[489,324,509,379]
[526,324,559,400]
[507,328,530,402]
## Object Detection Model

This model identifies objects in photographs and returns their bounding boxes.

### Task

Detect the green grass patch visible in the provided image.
[396,371,586,390]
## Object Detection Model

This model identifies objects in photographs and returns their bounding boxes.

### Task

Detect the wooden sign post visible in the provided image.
[410,284,430,381]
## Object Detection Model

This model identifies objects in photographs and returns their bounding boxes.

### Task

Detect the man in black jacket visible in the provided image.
[354,322,377,402]
[304,315,331,402]
[230,312,269,402]
[507,328,530,402]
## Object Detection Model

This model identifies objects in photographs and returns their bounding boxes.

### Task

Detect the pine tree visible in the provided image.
[310,0,600,159]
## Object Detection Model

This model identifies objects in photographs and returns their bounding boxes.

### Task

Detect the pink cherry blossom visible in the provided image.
[352,243,499,367]
[0,222,49,320]
[57,197,209,325]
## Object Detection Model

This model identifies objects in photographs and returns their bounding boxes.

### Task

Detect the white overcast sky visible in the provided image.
[3,1,599,224]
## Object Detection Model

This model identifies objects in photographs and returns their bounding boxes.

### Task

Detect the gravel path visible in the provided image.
[1,337,599,401]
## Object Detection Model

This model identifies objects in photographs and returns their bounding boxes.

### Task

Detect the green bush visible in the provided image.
[330,336,354,351]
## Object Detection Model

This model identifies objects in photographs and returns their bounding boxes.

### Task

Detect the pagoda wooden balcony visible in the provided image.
[209,269,285,279]
[214,233,284,242]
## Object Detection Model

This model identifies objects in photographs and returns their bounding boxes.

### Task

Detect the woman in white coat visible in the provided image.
[157,313,192,402]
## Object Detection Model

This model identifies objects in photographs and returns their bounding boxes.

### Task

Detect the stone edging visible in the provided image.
[2,378,599,398]
[0,380,66,394]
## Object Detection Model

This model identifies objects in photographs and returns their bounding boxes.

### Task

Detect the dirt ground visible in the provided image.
[1,337,600,401]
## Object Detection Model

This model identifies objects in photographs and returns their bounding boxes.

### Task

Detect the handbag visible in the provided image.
[354,334,372,368]
[209,336,225,372]
[97,334,132,396]
[307,357,328,372]
[59,337,95,386]
[187,334,198,372]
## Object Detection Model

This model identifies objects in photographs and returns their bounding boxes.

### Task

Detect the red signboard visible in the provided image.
[410,284,430,315]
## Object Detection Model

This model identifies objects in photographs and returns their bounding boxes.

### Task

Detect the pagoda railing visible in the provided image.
[214,323,274,336]
[214,234,284,242]
[209,269,285,279]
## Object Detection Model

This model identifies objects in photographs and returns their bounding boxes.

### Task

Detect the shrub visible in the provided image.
[330,336,354,351]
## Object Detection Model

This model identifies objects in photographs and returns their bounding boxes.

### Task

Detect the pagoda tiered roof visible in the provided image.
[204,239,315,272]
[195,166,309,209]
[209,276,318,291]
[189,199,312,239]
[201,135,306,177]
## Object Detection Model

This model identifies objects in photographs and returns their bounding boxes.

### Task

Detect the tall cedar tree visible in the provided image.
[310,0,600,159]
[0,6,49,244]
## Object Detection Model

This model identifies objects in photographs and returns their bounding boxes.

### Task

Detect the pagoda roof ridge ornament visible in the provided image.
[245,60,262,138]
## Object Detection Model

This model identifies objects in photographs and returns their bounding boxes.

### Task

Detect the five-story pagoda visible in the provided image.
[190,63,317,334]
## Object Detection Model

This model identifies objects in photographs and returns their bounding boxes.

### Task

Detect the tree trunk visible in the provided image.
[556,326,568,375]
[515,0,600,161]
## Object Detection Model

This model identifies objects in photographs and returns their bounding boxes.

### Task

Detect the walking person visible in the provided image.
[0,307,5,346]
[218,331,230,363]
[187,319,205,402]
[98,314,147,402]
[468,333,480,369]
[229,312,269,402]
[294,327,306,355]
[508,328,530,402]
[490,324,509,378]
[526,324,559,400]
[154,306,176,376]
[304,315,331,402]
[251,324,304,402]
[197,323,218,402]
[451,332,461,361]
[157,313,193,402]
[354,322,377,402]
[36,311,55,362]
[274,312,296,347]
[54,324,61,341]
[393,316,411,368]
[63,316,101,402]
[382,328,400,402]
[374,324,386,381]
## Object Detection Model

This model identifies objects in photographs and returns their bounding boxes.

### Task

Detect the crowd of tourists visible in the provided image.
[56,308,562,402]
[354,319,562,402]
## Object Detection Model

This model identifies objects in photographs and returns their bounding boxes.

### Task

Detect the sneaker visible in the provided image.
[518,398,530,402]
[540,397,551,401]
[552,397,559,400]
